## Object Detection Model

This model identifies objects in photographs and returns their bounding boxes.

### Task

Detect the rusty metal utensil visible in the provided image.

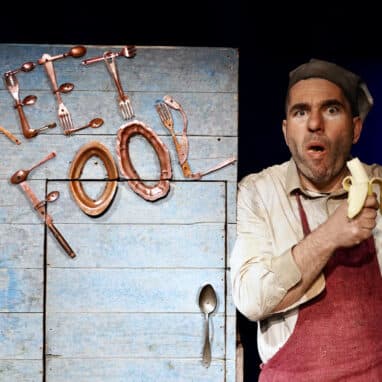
[38,46,87,132]
[155,101,192,177]
[56,82,74,94]
[41,45,87,63]
[198,284,217,368]
[4,72,55,138]
[34,190,60,210]
[82,46,136,119]
[10,152,76,258]
[10,152,57,184]
[6,61,36,76]
[22,95,37,106]
[82,45,137,65]
[0,125,21,145]
[64,118,104,135]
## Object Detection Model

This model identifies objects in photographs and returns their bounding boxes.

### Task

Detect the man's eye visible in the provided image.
[327,106,339,114]
[294,110,306,117]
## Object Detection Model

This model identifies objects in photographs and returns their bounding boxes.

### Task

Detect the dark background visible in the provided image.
[2,3,381,381]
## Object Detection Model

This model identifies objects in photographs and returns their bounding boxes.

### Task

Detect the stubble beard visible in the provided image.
[292,144,350,189]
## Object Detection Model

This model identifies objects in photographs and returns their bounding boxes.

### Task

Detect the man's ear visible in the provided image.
[282,120,288,143]
[352,116,363,144]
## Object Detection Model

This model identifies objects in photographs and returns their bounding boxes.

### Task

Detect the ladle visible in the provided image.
[64,117,104,135]
[10,151,56,184]
[198,284,217,367]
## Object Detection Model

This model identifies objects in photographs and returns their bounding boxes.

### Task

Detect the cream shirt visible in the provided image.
[230,159,382,363]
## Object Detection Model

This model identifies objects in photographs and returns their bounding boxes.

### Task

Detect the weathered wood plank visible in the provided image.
[46,358,227,382]
[47,312,224,358]
[0,180,46,224]
[47,223,225,268]
[0,313,42,358]
[0,90,238,137]
[47,269,224,313]
[46,181,226,224]
[0,44,238,93]
[0,135,237,181]
[0,360,42,381]
[0,269,43,312]
[0,225,43,268]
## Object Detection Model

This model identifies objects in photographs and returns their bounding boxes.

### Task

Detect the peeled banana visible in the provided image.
[342,157,382,218]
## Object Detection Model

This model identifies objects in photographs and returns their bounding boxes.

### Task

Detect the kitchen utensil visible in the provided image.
[0,125,21,145]
[198,284,217,367]
[64,118,103,135]
[10,151,56,184]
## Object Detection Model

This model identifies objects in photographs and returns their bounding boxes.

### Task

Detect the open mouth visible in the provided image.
[308,144,325,152]
[306,141,326,157]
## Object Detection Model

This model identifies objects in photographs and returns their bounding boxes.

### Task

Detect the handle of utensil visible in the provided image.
[202,313,211,367]
[46,220,76,258]
[82,53,117,65]
[0,125,21,144]
[15,105,38,139]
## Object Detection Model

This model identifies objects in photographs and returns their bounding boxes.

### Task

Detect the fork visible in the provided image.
[39,54,74,132]
[103,52,135,120]
[155,101,192,177]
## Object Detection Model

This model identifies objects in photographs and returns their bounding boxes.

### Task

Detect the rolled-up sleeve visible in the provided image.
[230,174,302,321]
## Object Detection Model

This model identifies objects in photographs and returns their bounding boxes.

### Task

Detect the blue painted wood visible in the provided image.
[47,269,224,313]
[0,360,42,381]
[47,181,226,224]
[47,223,225,268]
[0,313,42,357]
[0,135,237,181]
[0,43,238,381]
[46,358,226,382]
[47,312,225,358]
[0,269,43,312]
[0,225,43,268]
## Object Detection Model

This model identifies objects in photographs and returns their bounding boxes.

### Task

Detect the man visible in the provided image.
[231,59,382,380]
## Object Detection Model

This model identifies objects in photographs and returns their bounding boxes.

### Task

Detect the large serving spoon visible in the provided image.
[198,284,217,367]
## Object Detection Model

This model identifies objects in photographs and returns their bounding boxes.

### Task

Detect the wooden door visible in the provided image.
[0,44,238,381]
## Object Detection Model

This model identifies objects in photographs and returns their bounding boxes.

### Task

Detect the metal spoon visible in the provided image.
[42,46,87,63]
[46,190,59,202]
[35,190,60,209]
[198,284,217,367]
[56,82,74,94]
[7,61,36,76]
[10,151,56,184]
[64,118,104,135]
[22,95,37,106]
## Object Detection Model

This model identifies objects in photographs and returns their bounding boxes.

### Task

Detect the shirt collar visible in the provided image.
[285,158,348,198]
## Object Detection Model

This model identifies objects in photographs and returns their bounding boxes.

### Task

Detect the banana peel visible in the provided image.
[342,157,382,218]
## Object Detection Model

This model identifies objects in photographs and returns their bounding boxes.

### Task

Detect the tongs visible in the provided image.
[156,95,236,179]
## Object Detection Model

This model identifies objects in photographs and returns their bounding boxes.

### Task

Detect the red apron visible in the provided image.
[259,194,382,381]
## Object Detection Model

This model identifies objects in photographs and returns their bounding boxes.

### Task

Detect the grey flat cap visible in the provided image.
[288,59,373,120]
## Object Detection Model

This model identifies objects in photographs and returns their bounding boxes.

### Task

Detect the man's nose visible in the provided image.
[307,110,323,132]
